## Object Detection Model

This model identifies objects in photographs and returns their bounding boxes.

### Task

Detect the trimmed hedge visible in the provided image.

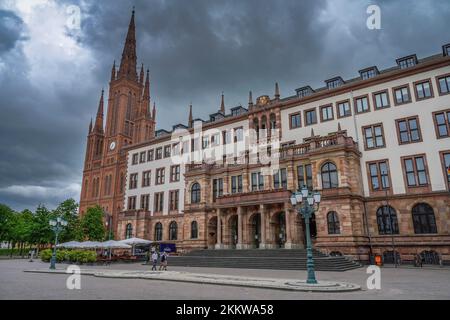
[40,249,97,264]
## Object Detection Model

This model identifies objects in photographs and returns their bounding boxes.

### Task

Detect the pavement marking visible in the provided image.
[24,268,361,292]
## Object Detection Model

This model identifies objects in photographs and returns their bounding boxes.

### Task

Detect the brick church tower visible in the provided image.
[79,9,156,236]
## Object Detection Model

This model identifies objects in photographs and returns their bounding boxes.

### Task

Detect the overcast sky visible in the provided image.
[1,0,449,211]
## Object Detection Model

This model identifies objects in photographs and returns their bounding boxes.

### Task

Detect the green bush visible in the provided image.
[40,249,97,264]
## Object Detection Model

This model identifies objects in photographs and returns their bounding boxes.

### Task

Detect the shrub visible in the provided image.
[40,249,97,264]
[40,249,53,262]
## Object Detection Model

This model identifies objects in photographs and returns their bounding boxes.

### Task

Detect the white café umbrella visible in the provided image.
[78,241,103,249]
[101,240,132,249]
[119,238,152,255]
[56,241,81,248]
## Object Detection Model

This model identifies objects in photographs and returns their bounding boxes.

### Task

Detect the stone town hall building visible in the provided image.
[80,10,450,263]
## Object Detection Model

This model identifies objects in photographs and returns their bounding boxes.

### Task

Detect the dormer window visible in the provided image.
[326,77,344,90]
[296,86,314,98]
[396,55,417,69]
[230,106,247,117]
[359,67,379,80]
[443,44,450,56]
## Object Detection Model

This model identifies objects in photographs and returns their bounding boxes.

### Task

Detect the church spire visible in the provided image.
[188,103,193,128]
[143,69,150,101]
[248,90,253,107]
[88,118,93,133]
[152,102,156,120]
[275,82,280,100]
[139,63,145,85]
[220,92,225,114]
[94,90,104,133]
[118,8,137,81]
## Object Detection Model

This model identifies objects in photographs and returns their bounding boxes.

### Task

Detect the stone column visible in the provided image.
[284,205,294,249]
[215,209,224,249]
[260,204,267,249]
[237,207,244,249]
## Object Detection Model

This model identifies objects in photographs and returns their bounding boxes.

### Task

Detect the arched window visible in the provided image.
[412,203,437,234]
[191,183,201,204]
[321,162,338,189]
[191,221,198,239]
[327,211,340,234]
[154,222,163,241]
[125,223,133,239]
[376,206,399,235]
[169,221,178,240]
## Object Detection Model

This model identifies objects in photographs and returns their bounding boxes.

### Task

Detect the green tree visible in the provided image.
[53,199,83,242]
[30,205,53,248]
[80,205,106,241]
[0,204,14,243]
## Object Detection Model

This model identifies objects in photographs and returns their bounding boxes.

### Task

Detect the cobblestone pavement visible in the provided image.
[1,259,450,300]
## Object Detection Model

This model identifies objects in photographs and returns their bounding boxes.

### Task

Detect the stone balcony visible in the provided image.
[215,189,292,208]
[185,131,358,175]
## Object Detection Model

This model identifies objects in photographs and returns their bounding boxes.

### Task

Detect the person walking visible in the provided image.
[159,251,168,271]
[151,251,158,271]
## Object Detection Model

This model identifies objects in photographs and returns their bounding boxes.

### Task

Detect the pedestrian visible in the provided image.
[159,252,168,271]
[145,250,150,265]
[151,251,158,271]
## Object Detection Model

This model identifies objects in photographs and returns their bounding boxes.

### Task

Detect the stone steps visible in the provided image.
[169,249,361,271]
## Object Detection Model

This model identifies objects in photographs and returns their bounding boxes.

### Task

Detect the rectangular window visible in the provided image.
[147,149,154,161]
[393,85,412,105]
[442,152,450,190]
[304,108,317,126]
[142,170,151,187]
[403,155,429,187]
[211,133,220,146]
[396,116,421,144]
[234,127,244,142]
[164,145,171,158]
[140,194,150,211]
[437,75,450,95]
[155,147,163,160]
[127,196,136,210]
[231,175,243,194]
[360,68,378,80]
[373,91,390,109]
[212,178,223,202]
[129,173,138,189]
[251,172,264,191]
[132,153,138,165]
[337,100,351,118]
[222,130,231,144]
[354,95,370,114]
[398,57,416,69]
[326,78,344,89]
[433,110,450,138]
[289,113,301,129]
[154,192,164,213]
[363,124,385,150]
[414,79,433,100]
[368,161,390,191]
[320,105,334,122]
[155,168,165,185]
[297,164,313,190]
[273,168,287,189]
[169,190,179,211]
[140,152,146,163]
[202,136,209,149]
[170,165,180,182]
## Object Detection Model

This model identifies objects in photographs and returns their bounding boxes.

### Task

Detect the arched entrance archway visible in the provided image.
[229,215,238,248]
[207,216,217,249]
[272,212,286,248]
[249,213,261,248]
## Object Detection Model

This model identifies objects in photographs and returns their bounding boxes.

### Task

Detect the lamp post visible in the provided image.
[290,186,321,284]
[49,217,68,270]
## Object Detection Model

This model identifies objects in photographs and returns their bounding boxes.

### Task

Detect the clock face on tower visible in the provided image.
[109,141,116,151]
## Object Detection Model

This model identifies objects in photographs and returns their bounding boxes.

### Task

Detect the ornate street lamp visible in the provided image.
[290,186,321,284]
[49,217,68,270]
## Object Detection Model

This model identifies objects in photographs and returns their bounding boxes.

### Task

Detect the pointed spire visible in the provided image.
[94,90,104,133]
[152,102,156,120]
[275,82,280,99]
[220,92,225,114]
[111,60,116,81]
[140,63,145,85]
[143,69,150,100]
[310,128,315,137]
[248,90,253,107]
[88,118,93,133]
[338,122,342,132]
[188,103,193,128]
[118,8,137,81]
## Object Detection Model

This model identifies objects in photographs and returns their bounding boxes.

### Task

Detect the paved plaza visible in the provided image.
[1,259,450,299]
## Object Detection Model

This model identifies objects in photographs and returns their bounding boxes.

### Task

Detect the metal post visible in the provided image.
[50,231,58,270]
[302,201,317,284]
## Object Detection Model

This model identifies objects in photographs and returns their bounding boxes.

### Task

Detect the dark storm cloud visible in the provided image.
[0,0,450,211]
